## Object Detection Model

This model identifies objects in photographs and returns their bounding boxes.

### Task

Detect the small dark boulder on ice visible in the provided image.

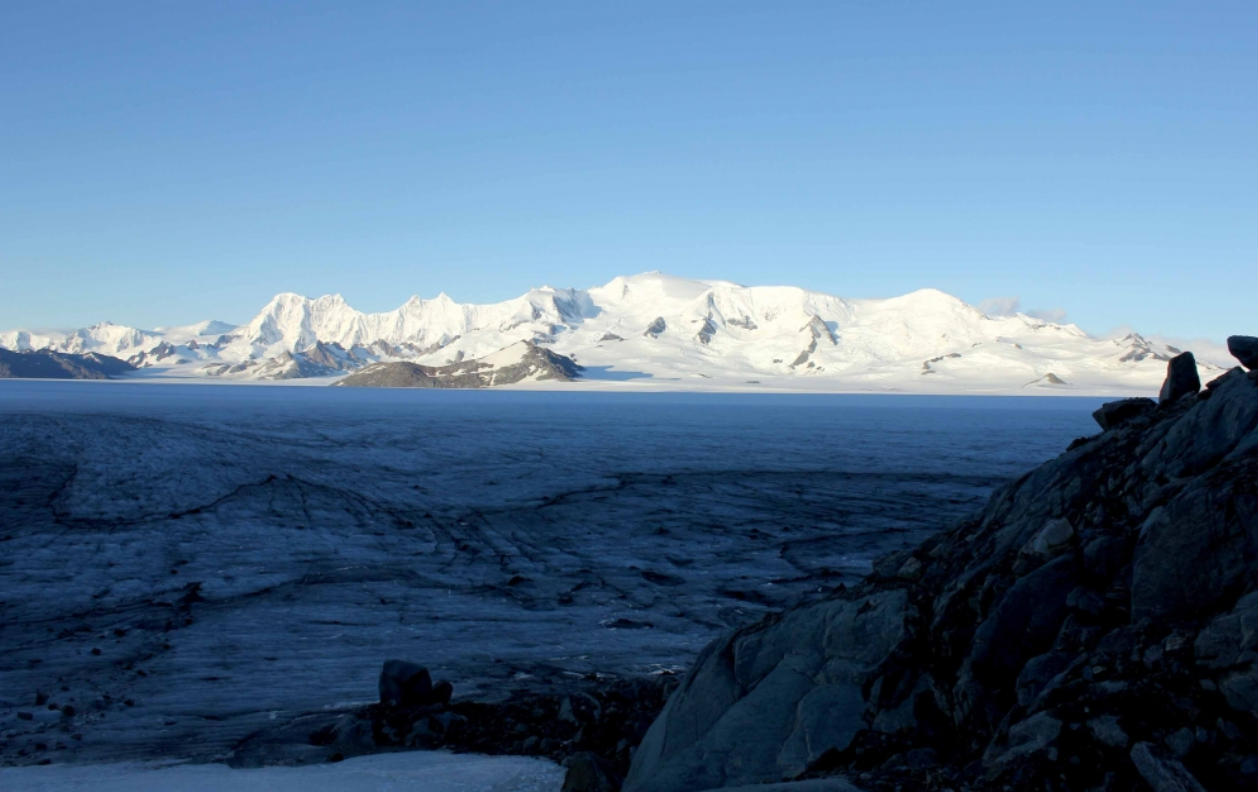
[1092,397,1156,430]
[379,660,433,708]
[1159,351,1201,404]
[430,679,453,706]
[1228,335,1258,370]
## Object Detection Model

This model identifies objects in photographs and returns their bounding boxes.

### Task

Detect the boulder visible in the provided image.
[1228,335,1258,370]
[1092,397,1156,431]
[623,590,907,792]
[1159,351,1201,404]
[430,680,453,706]
[378,660,433,708]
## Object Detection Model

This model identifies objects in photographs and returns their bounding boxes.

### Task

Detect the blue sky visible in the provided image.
[1,2,1254,342]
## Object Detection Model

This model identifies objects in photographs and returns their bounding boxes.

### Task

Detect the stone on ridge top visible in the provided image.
[1092,397,1156,431]
[1228,335,1258,371]
[1159,351,1201,404]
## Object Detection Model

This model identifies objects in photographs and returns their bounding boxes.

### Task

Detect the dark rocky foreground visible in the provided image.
[617,345,1258,792]
[0,348,134,379]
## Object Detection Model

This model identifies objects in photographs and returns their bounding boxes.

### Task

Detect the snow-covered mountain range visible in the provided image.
[0,272,1220,394]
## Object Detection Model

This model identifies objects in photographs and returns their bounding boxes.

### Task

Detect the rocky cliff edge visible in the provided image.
[625,341,1258,792]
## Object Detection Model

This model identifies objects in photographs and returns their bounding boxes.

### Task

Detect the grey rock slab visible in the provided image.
[624,590,908,792]
[777,683,867,774]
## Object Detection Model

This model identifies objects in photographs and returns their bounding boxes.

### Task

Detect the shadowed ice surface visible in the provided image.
[0,383,1106,766]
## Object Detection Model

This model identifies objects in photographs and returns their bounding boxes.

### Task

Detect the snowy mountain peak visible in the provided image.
[0,272,1225,394]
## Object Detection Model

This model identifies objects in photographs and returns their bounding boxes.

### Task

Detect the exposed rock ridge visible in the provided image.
[333,341,582,388]
[626,349,1258,792]
[0,348,135,379]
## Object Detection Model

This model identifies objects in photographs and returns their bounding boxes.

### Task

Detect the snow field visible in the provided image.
[0,752,564,792]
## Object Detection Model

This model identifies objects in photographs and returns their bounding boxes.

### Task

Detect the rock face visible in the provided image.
[627,363,1258,792]
[1159,351,1201,404]
[334,341,582,388]
[0,348,134,379]
[1229,335,1258,371]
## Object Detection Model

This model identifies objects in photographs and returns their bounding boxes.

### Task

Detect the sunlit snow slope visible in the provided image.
[0,272,1217,394]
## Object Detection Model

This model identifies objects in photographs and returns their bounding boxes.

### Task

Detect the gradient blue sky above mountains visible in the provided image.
[1,2,1253,342]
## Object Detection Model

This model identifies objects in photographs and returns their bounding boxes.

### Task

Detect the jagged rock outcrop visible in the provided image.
[697,317,718,346]
[789,316,838,370]
[644,317,667,338]
[126,340,183,367]
[626,353,1258,792]
[0,348,135,379]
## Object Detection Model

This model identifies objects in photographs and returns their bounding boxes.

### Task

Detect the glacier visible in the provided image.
[0,384,1101,769]
[0,272,1221,393]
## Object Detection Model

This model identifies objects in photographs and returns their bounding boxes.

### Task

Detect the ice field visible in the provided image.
[0,382,1103,771]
